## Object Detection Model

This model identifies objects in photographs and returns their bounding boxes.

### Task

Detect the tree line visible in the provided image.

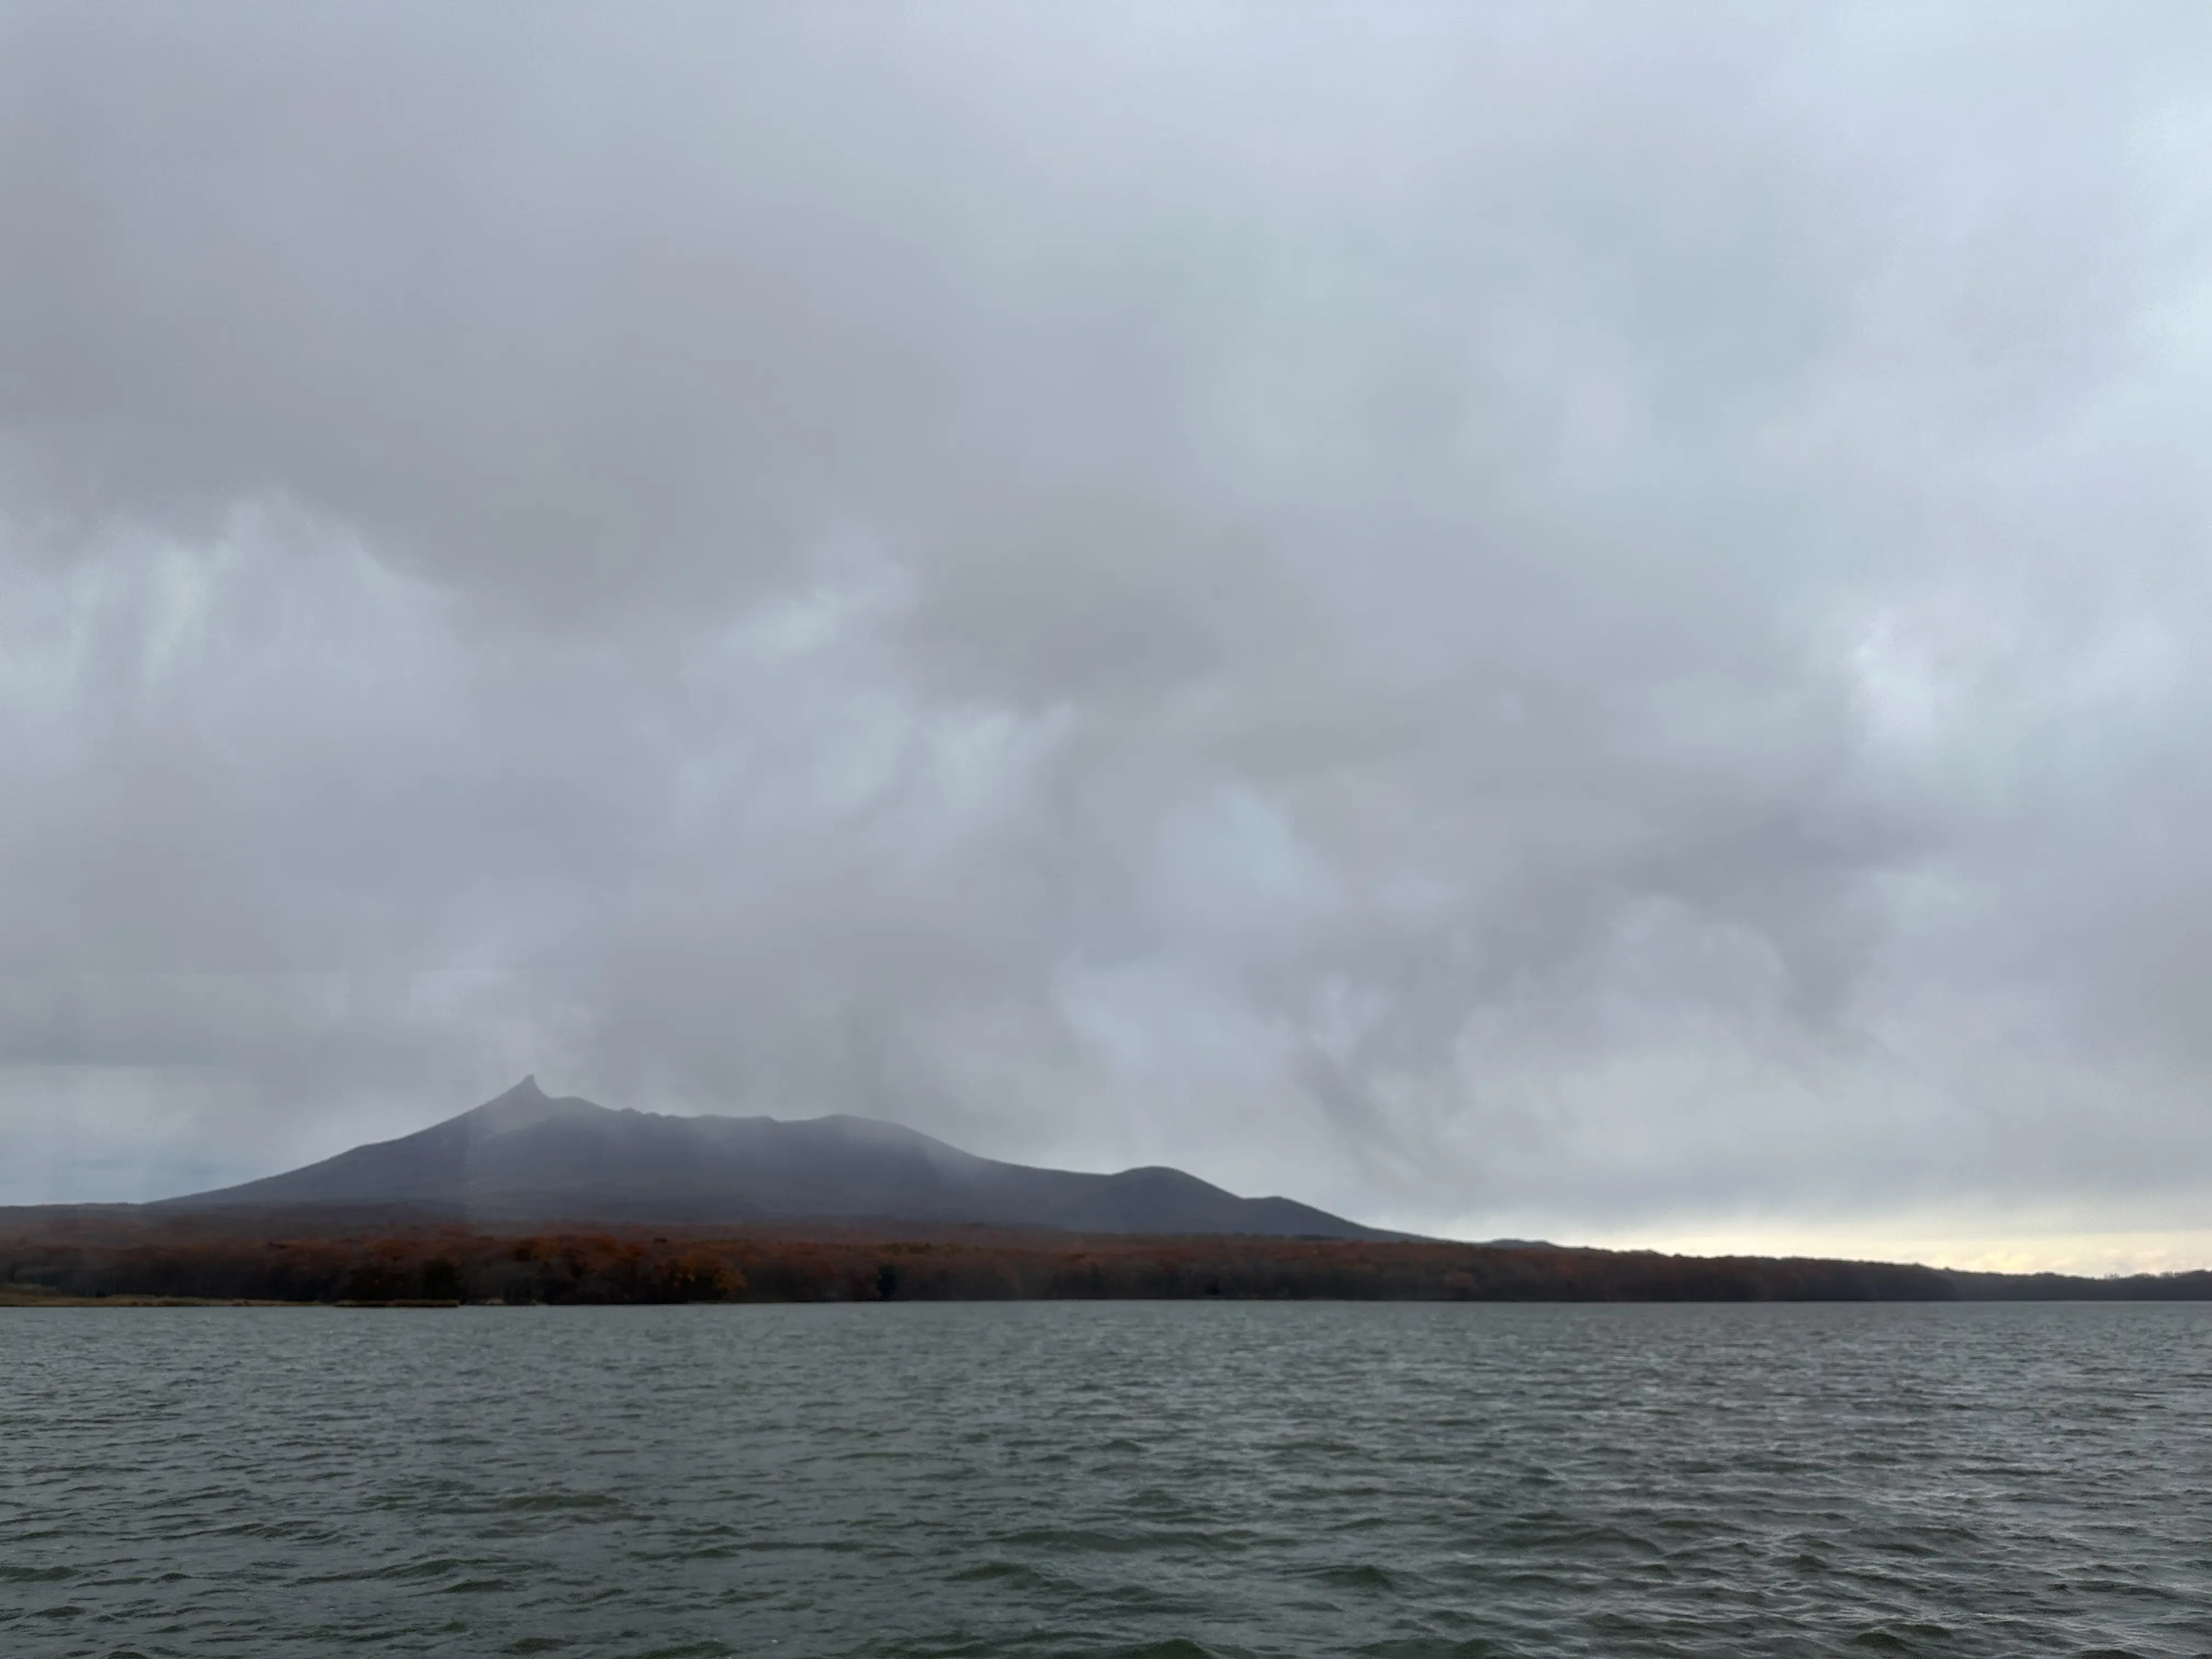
[7,1220,2205,1304]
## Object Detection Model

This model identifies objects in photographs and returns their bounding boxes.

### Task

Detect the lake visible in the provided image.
[5,1301,2209,1657]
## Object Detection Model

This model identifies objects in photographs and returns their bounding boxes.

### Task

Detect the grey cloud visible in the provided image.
[4,4,2211,1266]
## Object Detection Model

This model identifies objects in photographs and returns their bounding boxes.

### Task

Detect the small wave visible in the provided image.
[1306,1562,1398,1591]
[949,1559,1060,1588]
[493,1490,627,1513]
[0,1562,76,1582]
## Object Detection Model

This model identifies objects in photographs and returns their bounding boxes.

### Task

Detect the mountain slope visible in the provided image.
[154,1077,1392,1238]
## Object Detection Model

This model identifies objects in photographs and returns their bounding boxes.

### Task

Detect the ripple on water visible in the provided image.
[2,1302,2210,1658]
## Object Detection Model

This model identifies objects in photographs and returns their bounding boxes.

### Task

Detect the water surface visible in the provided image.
[5,1301,2209,1656]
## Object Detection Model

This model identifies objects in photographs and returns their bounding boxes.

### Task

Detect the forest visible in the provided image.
[5,1211,2208,1304]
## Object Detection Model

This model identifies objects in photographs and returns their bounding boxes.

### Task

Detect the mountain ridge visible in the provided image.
[150,1077,1398,1239]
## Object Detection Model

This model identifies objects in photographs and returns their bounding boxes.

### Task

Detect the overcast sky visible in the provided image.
[5,3,2211,1271]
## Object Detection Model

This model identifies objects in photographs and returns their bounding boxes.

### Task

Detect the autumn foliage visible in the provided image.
[7,1210,2205,1304]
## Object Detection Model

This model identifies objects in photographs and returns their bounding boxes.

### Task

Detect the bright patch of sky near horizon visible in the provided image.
[4,4,2212,1273]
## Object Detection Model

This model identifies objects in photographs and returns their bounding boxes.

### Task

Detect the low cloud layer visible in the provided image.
[5,4,2211,1268]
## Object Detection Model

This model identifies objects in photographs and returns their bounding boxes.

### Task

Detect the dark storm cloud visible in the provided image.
[4,3,2212,1264]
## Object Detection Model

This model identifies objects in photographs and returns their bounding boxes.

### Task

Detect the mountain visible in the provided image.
[153,1077,1393,1238]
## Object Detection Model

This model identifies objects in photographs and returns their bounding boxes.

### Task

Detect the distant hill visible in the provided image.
[151,1077,1396,1238]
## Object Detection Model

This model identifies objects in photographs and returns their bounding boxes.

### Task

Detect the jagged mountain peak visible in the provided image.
[156,1082,1396,1239]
